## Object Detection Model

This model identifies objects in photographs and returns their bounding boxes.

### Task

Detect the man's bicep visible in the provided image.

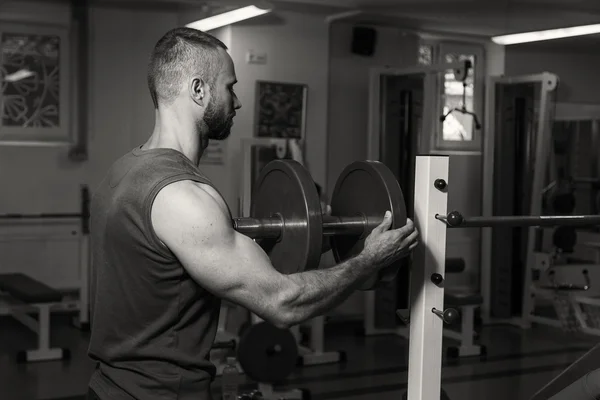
[151,181,290,318]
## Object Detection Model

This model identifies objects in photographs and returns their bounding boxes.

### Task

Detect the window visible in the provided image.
[442,53,476,141]
[436,42,484,152]
[2,33,60,128]
[0,23,70,145]
[418,44,433,66]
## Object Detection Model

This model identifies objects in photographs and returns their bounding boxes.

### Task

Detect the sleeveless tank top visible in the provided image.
[88,146,222,400]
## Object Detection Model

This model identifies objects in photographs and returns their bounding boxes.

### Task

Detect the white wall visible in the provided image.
[89,7,180,187]
[0,1,82,216]
[327,22,420,193]
[180,10,330,330]
[0,4,331,295]
[0,2,180,289]
[505,48,600,104]
[326,28,506,297]
[325,23,420,317]
[204,11,330,215]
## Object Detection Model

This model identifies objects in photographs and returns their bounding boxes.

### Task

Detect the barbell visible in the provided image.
[233,159,407,291]
[438,210,600,228]
[233,159,600,292]
[232,160,600,386]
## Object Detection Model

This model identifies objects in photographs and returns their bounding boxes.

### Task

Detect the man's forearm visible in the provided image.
[281,254,377,325]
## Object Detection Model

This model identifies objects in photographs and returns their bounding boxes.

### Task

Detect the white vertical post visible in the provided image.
[480,76,497,324]
[38,304,51,350]
[408,155,449,400]
[521,75,558,327]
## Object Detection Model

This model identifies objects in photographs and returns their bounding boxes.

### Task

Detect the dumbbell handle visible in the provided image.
[233,215,384,240]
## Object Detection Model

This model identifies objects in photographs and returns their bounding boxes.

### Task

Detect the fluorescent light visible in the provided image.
[186,5,271,32]
[4,69,35,82]
[492,23,600,45]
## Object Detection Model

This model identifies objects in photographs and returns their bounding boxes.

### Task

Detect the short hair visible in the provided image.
[147,27,228,109]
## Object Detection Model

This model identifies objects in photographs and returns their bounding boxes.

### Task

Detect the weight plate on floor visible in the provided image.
[251,160,323,274]
[552,226,577,252]
[330,161,408,290]
[237,321,299,383]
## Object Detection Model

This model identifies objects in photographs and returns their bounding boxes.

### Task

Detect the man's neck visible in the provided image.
[145,109,206,165]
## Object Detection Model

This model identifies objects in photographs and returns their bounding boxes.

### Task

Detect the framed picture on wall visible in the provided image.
[254,80,308,139]
[0,23,71,146]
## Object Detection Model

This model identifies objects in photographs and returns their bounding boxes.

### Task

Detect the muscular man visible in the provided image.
[87,27,419,400]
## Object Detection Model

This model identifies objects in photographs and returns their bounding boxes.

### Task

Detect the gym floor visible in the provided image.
[0,314,595,400]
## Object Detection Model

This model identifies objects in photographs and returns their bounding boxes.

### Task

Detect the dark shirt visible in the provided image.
[87,146,222,400]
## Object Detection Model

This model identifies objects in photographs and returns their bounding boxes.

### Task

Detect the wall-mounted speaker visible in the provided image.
[351,26,377,56]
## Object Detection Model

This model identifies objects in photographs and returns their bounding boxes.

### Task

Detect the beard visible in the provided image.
[203,98,234,141]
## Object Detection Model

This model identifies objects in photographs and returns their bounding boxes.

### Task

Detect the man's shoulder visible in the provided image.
[155,180,222,212]
[151,179,232,249]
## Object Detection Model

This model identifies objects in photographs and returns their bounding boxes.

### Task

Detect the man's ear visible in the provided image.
[190,77,208,106]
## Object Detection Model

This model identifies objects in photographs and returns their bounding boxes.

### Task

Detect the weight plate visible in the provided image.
[552,193,576,214]
[237,321,299,383]
[552,226,577,252]
[251,160,323,274]
[330,161,407,290]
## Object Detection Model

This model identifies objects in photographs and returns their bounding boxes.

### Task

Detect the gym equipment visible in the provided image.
[0,185,90,232]
[0,273,71,362]
[528,255,600,335]
[238,390,266,400]
[546,186,576,215]
[442,260,486,360]
[232,159,408,290]
[242,159,323,275]
[479,73,559,325]
[517,103,600,336]
[0,185,91,362]
[295,316,347,367]
[440,211,600,333]
[362,257,484,357]
[403,155,452,400]
[237,321,298,383]
[236,321,310,400]
[403,389,452,400]
[394,156,600,399]
[210,302,242,376]
[530,342,600,400]
[552,226,578,252]
[330,160,407,290]
[439,211,600,228]
[406,155,600,400]
[211,339,236,350]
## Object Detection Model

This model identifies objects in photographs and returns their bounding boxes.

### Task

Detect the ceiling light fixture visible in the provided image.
[186,5,272,32]
[492,23,600,45]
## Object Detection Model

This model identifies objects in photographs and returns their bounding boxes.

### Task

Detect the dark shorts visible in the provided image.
[87,388,101,400]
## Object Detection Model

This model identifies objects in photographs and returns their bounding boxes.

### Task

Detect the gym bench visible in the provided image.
[0,273,71,362]
[443,258,486,359]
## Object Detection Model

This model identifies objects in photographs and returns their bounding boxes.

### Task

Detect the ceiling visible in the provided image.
[279,0,600,50]
[82,0,600,49]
